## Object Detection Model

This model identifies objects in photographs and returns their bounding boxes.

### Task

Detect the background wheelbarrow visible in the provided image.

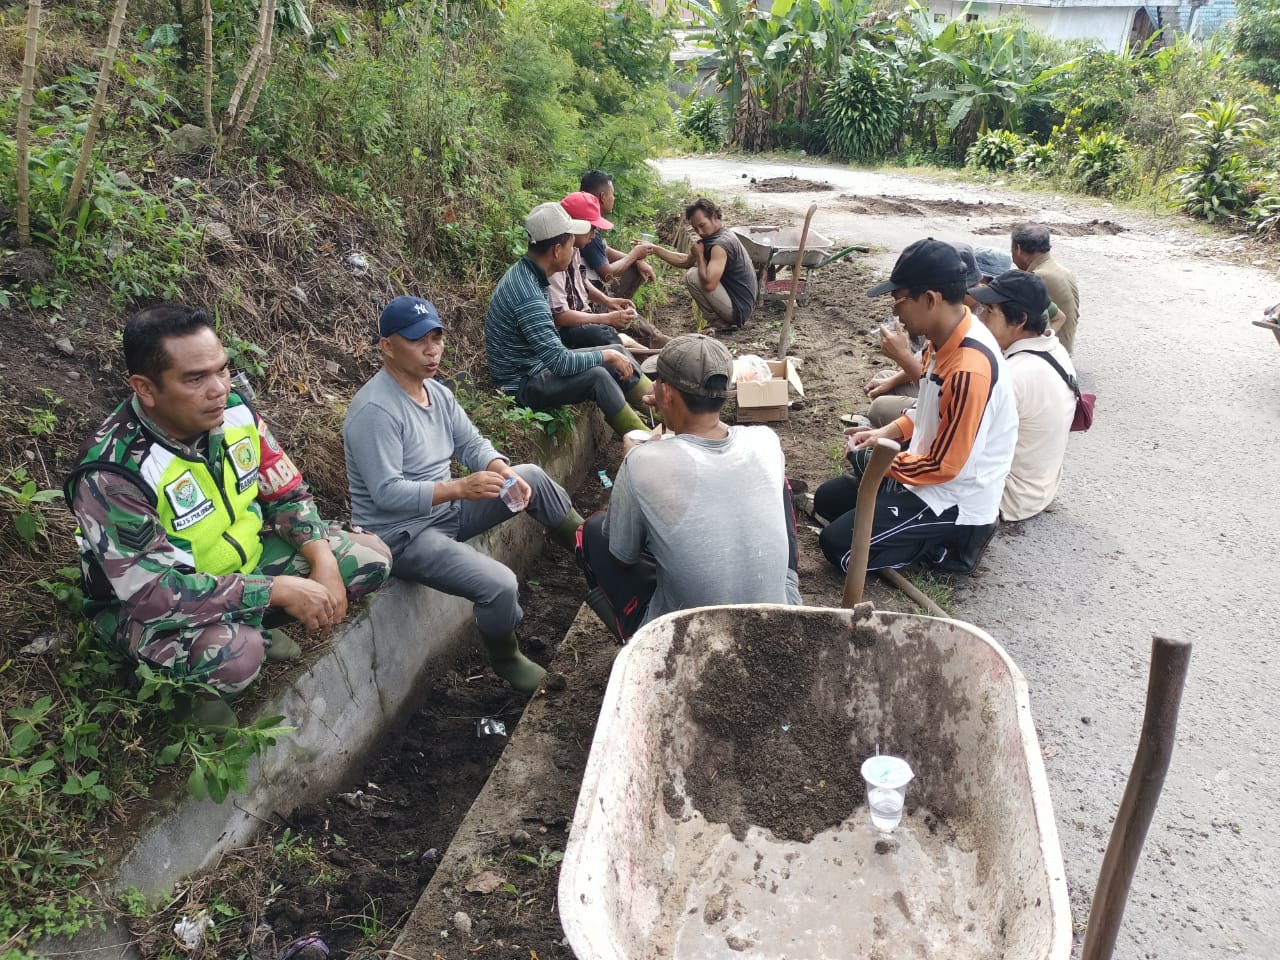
[731,223,864,305]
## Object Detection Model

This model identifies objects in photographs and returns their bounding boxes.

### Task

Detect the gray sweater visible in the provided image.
[343,370,504,541]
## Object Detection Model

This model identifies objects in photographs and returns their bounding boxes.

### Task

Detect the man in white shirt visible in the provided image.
[575,335,800,641]
[969,270,1077,521]
[817,239,1018,574]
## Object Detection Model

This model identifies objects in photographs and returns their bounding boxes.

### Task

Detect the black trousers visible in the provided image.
[575,511,655,642]
[814,450,995,574]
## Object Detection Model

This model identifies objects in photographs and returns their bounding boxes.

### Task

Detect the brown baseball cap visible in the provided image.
[645,334,733,398]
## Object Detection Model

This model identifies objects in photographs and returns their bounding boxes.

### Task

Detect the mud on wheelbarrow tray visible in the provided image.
[558,603,1072,960]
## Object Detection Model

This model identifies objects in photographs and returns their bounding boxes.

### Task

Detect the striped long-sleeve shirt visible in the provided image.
[889,311,1018,524]
[485,255,605,393]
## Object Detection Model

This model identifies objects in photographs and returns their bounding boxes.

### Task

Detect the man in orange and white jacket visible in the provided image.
[816,238,1017,574]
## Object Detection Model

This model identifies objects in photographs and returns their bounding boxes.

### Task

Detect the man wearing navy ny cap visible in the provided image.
[343,296,586,692]
[814,238,1017,575]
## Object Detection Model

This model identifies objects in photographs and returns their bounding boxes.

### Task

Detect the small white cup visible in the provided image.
[861,755,914,832]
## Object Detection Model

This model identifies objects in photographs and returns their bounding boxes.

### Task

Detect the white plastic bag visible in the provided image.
[735,354,773,383]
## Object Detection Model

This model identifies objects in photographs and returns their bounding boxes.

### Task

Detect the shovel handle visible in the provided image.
[778,202,818,361]
[841,437,900,608]
[1080,635,1192,960]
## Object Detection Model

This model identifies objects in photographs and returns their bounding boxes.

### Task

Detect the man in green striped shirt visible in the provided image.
[485,203,653,437]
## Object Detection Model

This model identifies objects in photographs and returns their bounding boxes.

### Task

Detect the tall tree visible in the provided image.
[63,0,131,219]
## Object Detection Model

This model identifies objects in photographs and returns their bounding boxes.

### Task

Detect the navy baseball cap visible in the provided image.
[973,246,1013,280]
[867,238,967,297]
[952,242,980,287]
[968,269,1050,317]
[377,296,443,343]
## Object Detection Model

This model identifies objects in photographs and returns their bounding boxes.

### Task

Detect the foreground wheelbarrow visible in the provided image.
[559,440,1190,960]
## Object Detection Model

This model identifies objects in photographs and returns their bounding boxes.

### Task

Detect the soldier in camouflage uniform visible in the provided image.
[66,304,392,723]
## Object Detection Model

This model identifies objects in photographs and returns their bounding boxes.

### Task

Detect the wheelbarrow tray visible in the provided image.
[732,225,833,269]
[559,604,1072,960]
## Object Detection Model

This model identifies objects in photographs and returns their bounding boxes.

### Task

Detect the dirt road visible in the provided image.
[656,157,1280,959]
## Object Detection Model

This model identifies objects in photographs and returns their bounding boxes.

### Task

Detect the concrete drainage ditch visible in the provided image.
[36,415,608,960]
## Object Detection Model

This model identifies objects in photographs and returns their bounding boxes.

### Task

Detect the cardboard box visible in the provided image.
[733,357,805,423]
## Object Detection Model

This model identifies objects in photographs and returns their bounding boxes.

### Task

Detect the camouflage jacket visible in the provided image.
[65,393,327,629]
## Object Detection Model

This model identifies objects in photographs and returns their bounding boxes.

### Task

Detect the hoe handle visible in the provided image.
[841,437,900,608]
[1080,635,1192,960]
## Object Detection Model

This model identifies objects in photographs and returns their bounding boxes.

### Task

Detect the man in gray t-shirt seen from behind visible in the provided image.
[576,334,800,642]
[343,296,586,692]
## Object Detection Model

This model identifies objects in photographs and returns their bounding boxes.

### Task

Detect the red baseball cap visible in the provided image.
[561,191,613,231]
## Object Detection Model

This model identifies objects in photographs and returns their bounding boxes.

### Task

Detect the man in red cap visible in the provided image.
[553,192,670,348]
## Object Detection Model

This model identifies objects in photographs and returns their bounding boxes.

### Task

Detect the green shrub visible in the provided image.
[1233,0,1280,88]
[1250,191,1280,234]
[1015,141,1057,172]
[676,96,727,149]
[819,55,903,163]
[1176,154,1256,221]
[966,129,1023,170]
[1069,130,1129,193]
[1172,98,1263,221]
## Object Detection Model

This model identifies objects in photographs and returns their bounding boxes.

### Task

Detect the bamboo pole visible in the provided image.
[228,0,275,142]
[223,0,271,131]
[15,0,43,246]
[63,0,131,220]
[201,0,215,139]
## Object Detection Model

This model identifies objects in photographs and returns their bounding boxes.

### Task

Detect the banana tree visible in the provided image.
[913,19,1076,152]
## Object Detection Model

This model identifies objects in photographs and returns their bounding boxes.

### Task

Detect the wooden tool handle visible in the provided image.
[778,202,818,361]
[841,437,900,608]
[1079,635,1192,960]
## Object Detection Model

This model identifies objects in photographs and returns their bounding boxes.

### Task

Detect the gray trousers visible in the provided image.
[387,464,573,636]
[684,268,736,327]
[866,371,920,428]
[515,347,639,417]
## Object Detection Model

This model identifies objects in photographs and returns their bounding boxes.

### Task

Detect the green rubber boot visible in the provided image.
[549,509,585,553]
[481,631,546,693]
[605,404,648,437]
[175,701,240,727]
[623,374,656,413]
[264,628,302,662]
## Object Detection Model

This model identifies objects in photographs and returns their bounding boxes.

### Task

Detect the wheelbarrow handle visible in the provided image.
[841,437,901,608]
[1079,635,1192,960]
[812,244,870,269]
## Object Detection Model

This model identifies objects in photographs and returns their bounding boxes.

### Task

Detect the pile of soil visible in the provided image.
[684,615,867,842]
[974,218,1128,237]
[751,176,836,193]
[838,194,1027,218]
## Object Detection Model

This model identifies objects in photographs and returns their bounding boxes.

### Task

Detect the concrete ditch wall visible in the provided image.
[38,415,606,960]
